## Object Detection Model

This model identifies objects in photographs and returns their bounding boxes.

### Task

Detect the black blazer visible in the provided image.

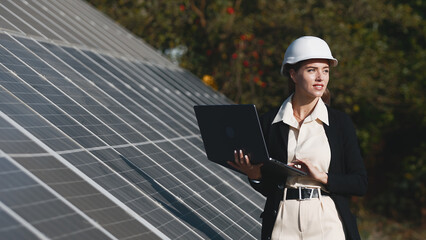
[250,106,367,240]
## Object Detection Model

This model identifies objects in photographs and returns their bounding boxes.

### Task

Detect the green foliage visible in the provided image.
[86,0,425,226]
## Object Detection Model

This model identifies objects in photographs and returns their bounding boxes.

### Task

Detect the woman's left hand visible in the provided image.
[289,159,328,184]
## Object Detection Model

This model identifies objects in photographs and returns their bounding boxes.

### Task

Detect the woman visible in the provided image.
[228,36,367,240]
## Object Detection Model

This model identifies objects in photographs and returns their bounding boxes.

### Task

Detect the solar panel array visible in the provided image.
[0,0,265,239]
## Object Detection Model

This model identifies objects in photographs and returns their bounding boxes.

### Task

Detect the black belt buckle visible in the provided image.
[298,187,315,200]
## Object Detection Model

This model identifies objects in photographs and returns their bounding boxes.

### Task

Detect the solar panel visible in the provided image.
[0,0,264,239]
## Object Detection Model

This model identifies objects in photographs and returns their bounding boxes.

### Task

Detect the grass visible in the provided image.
[356,207,425,240]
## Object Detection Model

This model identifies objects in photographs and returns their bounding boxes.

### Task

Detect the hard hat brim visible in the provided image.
[280,57,338,75]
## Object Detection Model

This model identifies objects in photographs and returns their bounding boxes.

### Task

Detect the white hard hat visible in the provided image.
[281,36,338,75]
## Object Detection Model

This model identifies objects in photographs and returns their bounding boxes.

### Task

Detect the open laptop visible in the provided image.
[194,104,306,178]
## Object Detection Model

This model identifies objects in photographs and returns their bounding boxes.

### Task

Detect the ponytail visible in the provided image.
[321,88,331,105]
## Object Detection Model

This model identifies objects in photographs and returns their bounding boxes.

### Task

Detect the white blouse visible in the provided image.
[272,95,331,191]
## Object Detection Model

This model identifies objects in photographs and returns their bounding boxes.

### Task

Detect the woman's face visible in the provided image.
[290,59,330,100]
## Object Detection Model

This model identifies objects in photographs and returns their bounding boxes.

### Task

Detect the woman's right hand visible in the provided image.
[227,149,263,180]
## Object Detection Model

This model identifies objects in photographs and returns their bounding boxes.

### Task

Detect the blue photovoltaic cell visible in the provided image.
[83,51,199,136]
[153,141,262,226]
[15,37,152,144]
[49,0,127,58]
[15,0,74,43]
[0,68,215,238]
[0,37,131,147]
[0,207,40,240]
[0,117,162,239]
[38,0,100,49]
[127,144,250,239]
[41,41,165,141]
[61,46,179,139]
[0,4,40,38]
[0,153,113,240]
[61,151,201,238]
[0,69,106,149]
[109,56,199,122]
[0,84,185,238]
[175,136,265,206]
[0,96,48,154]
[137,62,200,107]
[160,139,264,212]
[11,155,160,240]
[1,1,61,41]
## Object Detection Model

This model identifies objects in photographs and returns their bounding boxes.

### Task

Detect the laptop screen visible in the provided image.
[194,105,269,172]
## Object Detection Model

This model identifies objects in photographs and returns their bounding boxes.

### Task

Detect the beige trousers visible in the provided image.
[271,188,346,240]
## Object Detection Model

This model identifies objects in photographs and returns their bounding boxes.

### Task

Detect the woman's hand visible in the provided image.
[289,159,328,184]
[227,150,263,180]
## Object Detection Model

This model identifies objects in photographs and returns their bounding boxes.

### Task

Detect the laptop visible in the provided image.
[194,104,306,178]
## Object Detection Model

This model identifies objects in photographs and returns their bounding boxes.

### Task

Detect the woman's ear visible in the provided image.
[289,69,297,83]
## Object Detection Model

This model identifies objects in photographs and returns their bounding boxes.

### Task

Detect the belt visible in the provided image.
[286,187,329,201]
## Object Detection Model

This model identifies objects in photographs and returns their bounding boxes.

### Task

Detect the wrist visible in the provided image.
[248,172,262,180]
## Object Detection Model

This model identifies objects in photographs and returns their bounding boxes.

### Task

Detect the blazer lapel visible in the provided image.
[323,109,340,174]
[269,121,289,163]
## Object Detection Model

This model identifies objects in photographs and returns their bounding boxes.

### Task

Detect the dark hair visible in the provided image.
[283,61,331,105]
